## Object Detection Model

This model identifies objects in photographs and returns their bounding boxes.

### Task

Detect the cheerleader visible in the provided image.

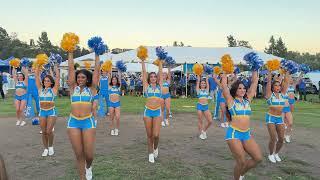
[196,74,212,140]
[12,67,28,126]
[265,71,290,163]
[141,59,163,163]
[99,71,109,116]
[213,74,228,127]
[283,73,303,143]
[161,68,172,127]
[107,70,122,136]
[221,71,262,180]
[35,64,59,157]
[27,67,40,116]
[67,53,100,180]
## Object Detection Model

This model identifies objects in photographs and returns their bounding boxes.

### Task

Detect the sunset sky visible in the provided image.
[1,0,319,53]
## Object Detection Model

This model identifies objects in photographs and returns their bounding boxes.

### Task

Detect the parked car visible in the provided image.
[304,78,317,94]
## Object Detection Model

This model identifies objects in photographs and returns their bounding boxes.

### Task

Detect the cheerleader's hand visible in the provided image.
[221,73,227,87]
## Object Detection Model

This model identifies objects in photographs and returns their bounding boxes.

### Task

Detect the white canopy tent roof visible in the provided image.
[125,63,159,73]
[60,52,114,68]
[110,46,281,64]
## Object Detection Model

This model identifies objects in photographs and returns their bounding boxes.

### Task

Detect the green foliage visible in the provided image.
[227,35,252,49]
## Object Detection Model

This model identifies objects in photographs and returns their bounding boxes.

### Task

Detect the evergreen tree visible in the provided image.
[37,31,53,54]
[227,35,237,47]
[237,40,252,49]
[264,36,276,54]
[275,37,287,57]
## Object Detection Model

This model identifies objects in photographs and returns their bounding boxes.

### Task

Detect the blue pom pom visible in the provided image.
[165,56,176,66]
[40,71,47,80]
[156,46,168,60]
[88,36,108,55]
[281,59,299,74]
[49,53,64,65]
[234,66,240,74]
[204,64,213,74]
[116,60,127,72]
[21,57,30,67]
[299,64,311,74]
[43,63,51,71]
[243,52,263,71]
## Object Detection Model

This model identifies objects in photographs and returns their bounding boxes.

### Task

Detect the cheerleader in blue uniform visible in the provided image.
[67,52,100,180]
[161,68,172,127]
[107,70,122,136]
[99,71,109,115]
[12,67,28,126]
[265,71,290,163]
[141,59,163,163]
[35,64,60,157]
[221,71,262,180]
[213,74,228,128]
[27,67,40,116]
[196,74,212,140]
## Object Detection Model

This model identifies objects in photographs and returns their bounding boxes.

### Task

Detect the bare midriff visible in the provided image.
[162,87,169,94]
[231,117,250,131]
[288,92,295,99]
[15,89,26,96]
[71,104,92,118]
[198,98,208,105]
[110,94,119,103]
[146,97,161,109]
[268,107,283,116]
[40,102,55,110]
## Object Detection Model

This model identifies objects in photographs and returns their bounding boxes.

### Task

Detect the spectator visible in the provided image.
[318,81,320,99]
[188,73,197,97]
[129,76,135,96]
[208,75,217,100]
[0,72,4,100]
[2,72,8,95]
[121,77,128,96]
[179,74,186,96]
[298,79,307,101]
[135,76,143,96]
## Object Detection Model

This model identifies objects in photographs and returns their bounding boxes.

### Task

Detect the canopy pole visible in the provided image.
[185,62,188,98]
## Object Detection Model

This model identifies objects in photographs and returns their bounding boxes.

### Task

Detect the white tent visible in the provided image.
[60,52,114,68]
[110,46,281,64]
[171,65,183,72]
[125,63,158,73]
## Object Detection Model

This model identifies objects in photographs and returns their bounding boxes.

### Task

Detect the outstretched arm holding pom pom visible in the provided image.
[92,55,101,88]
[247,71,259,101]
[67,52,76,90]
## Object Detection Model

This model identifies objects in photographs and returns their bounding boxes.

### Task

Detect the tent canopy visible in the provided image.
[125,63,158,73]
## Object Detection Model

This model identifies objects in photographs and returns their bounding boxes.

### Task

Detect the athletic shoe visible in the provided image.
[285,135,291,143]
[111,129,115,136]
[149,154,155,163]
[199,132,205,140]
[268,154,276,163]
[114,129,119,136]
[48,147,54,156]
[169,113,172,118]
[16,120,21,126]
[52,127,55,132]
[239,175,245,180]
[42,149,49,157]
[39,130,42,134]
[165,119,169,126]
[274,153,282,162]
[202,131,207,139]
[161,121,166,127]
[107,113,110,116]
[213,117,218,120]
[154,148,158,159]
[220,123,225,128]
[224,122,229,127]
[85,166,93,180]
[20,121,26,126]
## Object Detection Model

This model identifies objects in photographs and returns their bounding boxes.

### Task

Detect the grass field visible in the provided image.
[1,91,320,128]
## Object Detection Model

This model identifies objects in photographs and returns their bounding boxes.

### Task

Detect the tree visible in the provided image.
[37,31,53,54]
[227,35,237,47]
[29,39,35,46]
[275,37,287,57]
[180,42,184,47]
[173,41,178,46]
[264,36,277,54]
[237,40,252,49]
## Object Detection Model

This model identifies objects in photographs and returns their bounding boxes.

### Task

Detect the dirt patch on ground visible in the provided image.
[0,113,320,179]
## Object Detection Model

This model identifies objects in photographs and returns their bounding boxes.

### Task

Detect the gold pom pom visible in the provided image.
[36,54,49,66]
[193,63,204,76]
[84,61,91,69]
[9,58,20,68]
[214,66,222,75]
[61,33,80,52]
[221,54,234,74]
[153,59,161,66]
[279,68,286,74]
[137,46,148,61]
[103,60,113,72]
[266,59,280,72]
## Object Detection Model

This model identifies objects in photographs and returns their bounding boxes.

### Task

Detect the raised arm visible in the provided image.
[158,61,163,90]
[92,54,100,88]
[167,67,171,83]
[22,67,28,86]
[12,68,17,83]
[196,75,200,92]
[265,71,272,99]
[141,61,148,89]
[206,75,209,91]
[213,74,222,88]
[221,73,234,107]
[281,72,290,94]
[53,64,60,94]
[35,67,42,90]
[67,52,76,90]
[247,71,258,101]
[118,70,122,89]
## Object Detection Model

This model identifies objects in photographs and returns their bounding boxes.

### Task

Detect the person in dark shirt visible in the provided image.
[0,72,5,99]
[298,79,307,101]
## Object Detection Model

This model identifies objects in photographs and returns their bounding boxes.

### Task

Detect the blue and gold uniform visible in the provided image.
[265,93,285,125]
[99,76,109,104]
[225,98,252,142]
[282,93,291,113]
[196,89,209,111]
[67,86,96,130]
[287,85,295,105]
[162,81,171,99]
[108,86,121,108]
[15,81,27,101]
[27,74,40,112]
[39,88,57,117]
[144,85,162,118]
[217,88,225,103]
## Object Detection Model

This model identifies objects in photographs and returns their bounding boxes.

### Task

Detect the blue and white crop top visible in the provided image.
[108,86,121,95]
[145,85,162,98]
[71,86,93,105]
[287,85,295,94]
[15,81,27,90]
[228,98,252,118]
[163,81,170,88]
[39,88,55,103]
[197,89,209,99]
[99,76,109,92]
[267,92,286,107]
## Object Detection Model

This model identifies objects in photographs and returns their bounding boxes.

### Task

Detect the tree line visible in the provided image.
[227,35,320,70]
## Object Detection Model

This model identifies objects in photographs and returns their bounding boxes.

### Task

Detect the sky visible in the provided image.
[1,0,320,53]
